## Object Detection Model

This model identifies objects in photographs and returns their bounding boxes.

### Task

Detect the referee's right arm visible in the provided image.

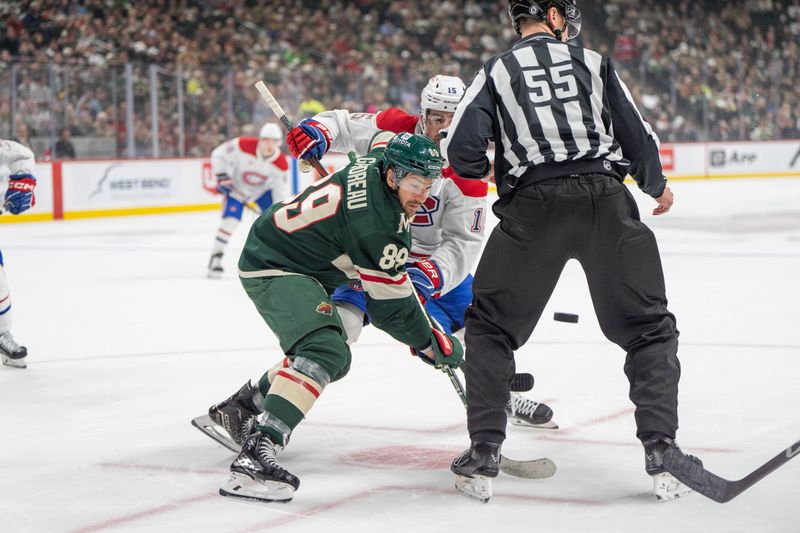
[441,67,496,180]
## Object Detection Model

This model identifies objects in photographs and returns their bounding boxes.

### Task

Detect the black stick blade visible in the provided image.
[664,439,800,503]
[663,448,730,503]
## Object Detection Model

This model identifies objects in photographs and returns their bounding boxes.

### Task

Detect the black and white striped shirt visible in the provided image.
[442,33,667,198]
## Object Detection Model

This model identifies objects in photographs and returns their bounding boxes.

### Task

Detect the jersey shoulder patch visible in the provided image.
[237,137,258,156]
[272,152,289,171]
[376,108,419,134]
[444,167,489,198]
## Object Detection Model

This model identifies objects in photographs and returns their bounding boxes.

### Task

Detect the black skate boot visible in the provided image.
[219,431,299,503]
[451,441,501,503]
[643,437,701,501]
[505,392,557,429]
[208,381,261,446]
[0,331,27,369]
[207,253,223,279]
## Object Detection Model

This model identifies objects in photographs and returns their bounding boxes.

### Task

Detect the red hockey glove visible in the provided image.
[286,119,332,161]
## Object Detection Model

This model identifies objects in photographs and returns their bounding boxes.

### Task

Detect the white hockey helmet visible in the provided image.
[259,122,283,141]
[420,75,465,114]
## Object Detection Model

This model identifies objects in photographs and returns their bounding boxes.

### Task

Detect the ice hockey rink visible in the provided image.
[1,177,799,533]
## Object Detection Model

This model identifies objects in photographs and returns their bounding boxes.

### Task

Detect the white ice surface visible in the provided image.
[1,178,799,533]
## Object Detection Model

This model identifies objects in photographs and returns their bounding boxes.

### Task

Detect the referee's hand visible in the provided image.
[653,186,673,216]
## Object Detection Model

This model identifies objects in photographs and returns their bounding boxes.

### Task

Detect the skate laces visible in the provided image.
[256,435,281,467]
[508,393,539,417]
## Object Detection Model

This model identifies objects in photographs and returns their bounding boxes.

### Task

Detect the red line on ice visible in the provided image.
[70,493,218,533]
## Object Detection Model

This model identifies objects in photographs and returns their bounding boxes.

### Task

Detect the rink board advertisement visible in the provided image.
[60,159,214,218]
[662,140,800,179]
[1,140,799,223]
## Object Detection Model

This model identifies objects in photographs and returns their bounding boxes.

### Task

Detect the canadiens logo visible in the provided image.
[412,196,441,226]
[315,302,333,316]
[348,280,364,292]
[242,171,269,186]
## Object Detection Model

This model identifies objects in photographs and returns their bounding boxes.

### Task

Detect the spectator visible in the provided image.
[54,128,76,159]
[0,0,797,152]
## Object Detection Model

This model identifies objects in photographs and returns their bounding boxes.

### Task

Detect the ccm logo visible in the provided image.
[787,442,800,459]
[9,182,35,192]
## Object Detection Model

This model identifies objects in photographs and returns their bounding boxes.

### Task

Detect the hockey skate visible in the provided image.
[506,392,558,429]
[219,431,299,503]
[644,437,699,501]
[0,332,27,369]
[207,253,223,279]
[451,442,501,503]
[193,381,261,451]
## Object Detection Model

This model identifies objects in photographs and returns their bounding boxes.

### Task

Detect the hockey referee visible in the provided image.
[445,0,701,502]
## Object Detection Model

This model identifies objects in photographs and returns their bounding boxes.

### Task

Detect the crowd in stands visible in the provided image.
[594,0,800,142]
[0,0,798,158]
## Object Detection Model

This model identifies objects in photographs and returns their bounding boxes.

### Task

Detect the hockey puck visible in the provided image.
[510,372,534,392]
[553,312,579,323]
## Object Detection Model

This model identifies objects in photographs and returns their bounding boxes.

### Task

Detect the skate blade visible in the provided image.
[653,472,694,501]
[509,418,559,430]
[454,474,492,503]
[499,456,557,479]
[191,414,241,453]
[1,355,26,369]
[207,271,223,280]
[219,471,294,503]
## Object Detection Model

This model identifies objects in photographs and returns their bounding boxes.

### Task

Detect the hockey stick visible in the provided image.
[663,438,800,503]
[254,81,328,177]
[411,292,555,479]
[443,364,556,480]
[228,190,261,215]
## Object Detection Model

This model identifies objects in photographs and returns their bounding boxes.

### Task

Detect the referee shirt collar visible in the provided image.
[514,32,560,49]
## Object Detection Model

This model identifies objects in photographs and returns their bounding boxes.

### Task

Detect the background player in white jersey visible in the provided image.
[0,139,38,369]
[285,75,556,429]
[207,122,292,278]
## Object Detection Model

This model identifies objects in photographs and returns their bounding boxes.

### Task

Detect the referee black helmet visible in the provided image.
[507,0,582,40]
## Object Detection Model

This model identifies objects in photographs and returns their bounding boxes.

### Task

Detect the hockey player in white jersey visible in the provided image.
[207,123,292,278]
[0,139,37,369]
[284,75,556,429]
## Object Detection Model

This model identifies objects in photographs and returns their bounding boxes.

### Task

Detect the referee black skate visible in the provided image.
[443,0,698,502]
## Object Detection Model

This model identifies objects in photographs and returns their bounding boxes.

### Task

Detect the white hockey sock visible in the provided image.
[211,216,240,256]
[0,266,12,332]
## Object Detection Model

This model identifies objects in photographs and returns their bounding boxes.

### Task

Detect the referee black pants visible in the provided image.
[465,174,680,443]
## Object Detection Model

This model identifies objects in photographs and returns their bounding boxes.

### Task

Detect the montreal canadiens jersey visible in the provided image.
[313,108,488,295]
[0,139,35,185]
[238,132,431,349]
[210,137,291,202]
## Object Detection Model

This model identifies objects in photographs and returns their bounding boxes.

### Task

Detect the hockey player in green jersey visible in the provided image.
[215,131,464,504]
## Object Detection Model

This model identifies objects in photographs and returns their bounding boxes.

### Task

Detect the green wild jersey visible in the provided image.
[239,132,431,348]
